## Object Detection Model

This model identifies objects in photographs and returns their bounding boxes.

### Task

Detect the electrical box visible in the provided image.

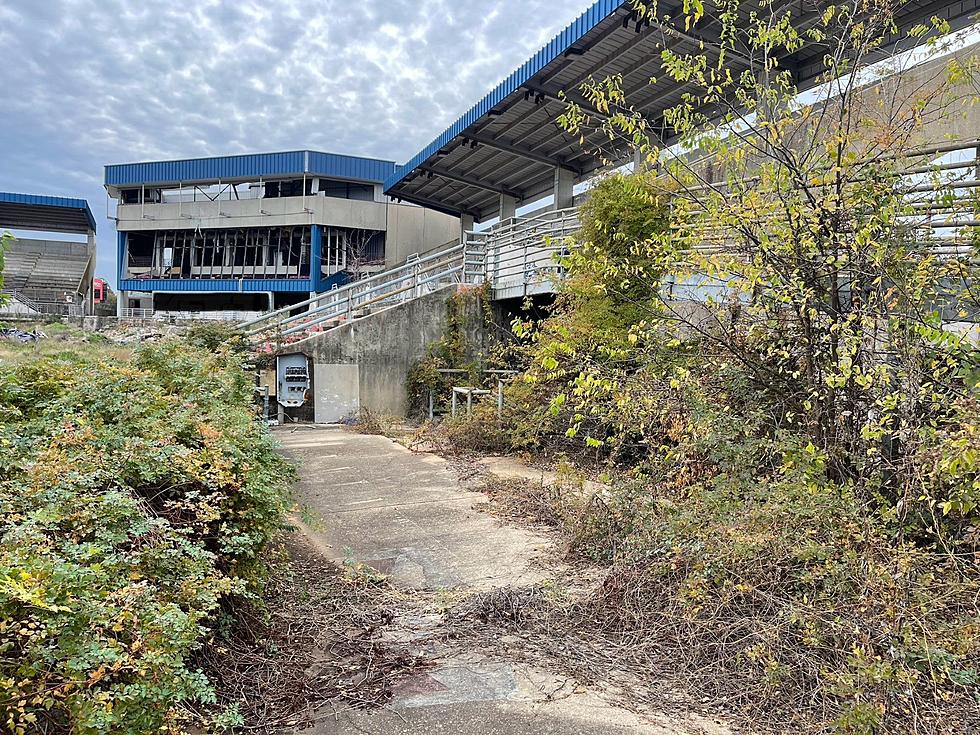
[276,353,310,408]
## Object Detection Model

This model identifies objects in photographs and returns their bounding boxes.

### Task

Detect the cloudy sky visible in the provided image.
[0,0,588,281]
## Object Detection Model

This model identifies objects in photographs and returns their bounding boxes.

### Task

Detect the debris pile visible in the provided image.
[100,321,186,344]
[0,327,45,343]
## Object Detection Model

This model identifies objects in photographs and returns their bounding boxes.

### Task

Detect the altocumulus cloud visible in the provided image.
[0,0,588,280]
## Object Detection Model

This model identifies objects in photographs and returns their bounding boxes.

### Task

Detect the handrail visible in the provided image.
[245,249,466,337]
[238,239,466,330]
[473,207,580,298]
[242,237,487,343]
[281,265,464,337]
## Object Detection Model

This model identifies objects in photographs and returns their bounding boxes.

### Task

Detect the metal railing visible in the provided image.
[119,308,155,320]
[120,308,268,322]
[239,239,486,341]
[1,291,84,317]
[470,207,580,298]
[234,210,581,343]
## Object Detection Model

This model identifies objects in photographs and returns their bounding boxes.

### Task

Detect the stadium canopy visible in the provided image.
[0,192,97,235]
[384,0,980,221]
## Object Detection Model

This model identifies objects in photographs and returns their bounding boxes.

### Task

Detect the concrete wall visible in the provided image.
[118,196,385,232]
[385,205,460,265]
[297,285,458,421]
[117,196,460,267]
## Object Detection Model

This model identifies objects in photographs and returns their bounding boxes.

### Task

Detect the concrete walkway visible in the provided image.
[276,426,729,735]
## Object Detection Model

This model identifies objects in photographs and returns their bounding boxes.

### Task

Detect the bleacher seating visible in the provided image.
[1,238,92,306]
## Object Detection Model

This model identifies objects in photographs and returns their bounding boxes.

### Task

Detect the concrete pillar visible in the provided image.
[460,214,475,244]
[117,291,127,317]
[553,167,574,210]
[499,194,517,222]
[633,147,648,174]
[85,232,97,315]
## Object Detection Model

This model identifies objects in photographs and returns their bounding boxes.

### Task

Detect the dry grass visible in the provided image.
[444,470,980,735]
[0,321,132,366]
[193,532,429,734]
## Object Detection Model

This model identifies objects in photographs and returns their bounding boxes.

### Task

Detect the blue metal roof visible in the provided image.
[105,150,397,188]
[0,192,97,234]
[383,0,980,220]
[383,0,626,194]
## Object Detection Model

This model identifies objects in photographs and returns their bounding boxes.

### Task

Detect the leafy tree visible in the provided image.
[469,2,980,731]
[560,0,980,537]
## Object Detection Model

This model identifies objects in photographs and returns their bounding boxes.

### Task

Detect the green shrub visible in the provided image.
[441,166,980,732]
[405,286,491,417]
[0,340,292,734]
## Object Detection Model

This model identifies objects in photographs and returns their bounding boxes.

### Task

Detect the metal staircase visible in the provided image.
[238,208,583,346]
[239,240,487,344]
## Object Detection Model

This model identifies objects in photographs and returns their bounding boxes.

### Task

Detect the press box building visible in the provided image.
[105,151,459,317]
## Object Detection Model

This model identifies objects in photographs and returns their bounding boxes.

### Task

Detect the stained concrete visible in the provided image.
[296,286,464,420]
[276,426,732,735]
[279,426,544,590]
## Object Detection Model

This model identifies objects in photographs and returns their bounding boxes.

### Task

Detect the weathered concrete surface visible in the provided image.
[276,426,734,735]
[279,426,545,589]
[297,286,458,421]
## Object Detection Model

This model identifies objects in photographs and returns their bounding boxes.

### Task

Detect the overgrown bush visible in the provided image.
[0,340,292,734]
[438,5,980,729]
[405,285,492,417]
[183,321,245,353]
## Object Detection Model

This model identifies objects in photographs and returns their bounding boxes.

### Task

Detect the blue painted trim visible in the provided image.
[383,0,626,194]
[319,271,351,292]
[116,232,127,290]
[118,278,315,293]
[0,191,97,233]
[105,150,397,188]
[311,225,323,291]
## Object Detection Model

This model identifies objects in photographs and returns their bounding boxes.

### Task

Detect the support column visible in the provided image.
[633,147,648,174]
[498,194,517,222]
[117,291,127,318]
[310,225,322,291]
[460,214,475,244]
[86,231,97,315]
[553,167,574,210]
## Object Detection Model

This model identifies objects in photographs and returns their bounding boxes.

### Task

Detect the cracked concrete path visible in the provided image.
[275,425,730,735]
[278,425,546,590]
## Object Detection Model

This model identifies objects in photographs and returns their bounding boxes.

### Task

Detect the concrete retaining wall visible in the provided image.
[296,285,460,422]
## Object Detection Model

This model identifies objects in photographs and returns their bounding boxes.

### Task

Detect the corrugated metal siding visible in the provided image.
[118,278,314,293]
[307,152,397,184]
[0,191,97,232]
[383,0,626,193]
[105,151,397,188]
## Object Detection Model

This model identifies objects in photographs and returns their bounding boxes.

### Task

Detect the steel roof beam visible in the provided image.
[419,166,523,198]
[537,5,637,88]
[413,96,561,199]
[524,84,612,121]
[464,132,581,174]
[392,189,481,220]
